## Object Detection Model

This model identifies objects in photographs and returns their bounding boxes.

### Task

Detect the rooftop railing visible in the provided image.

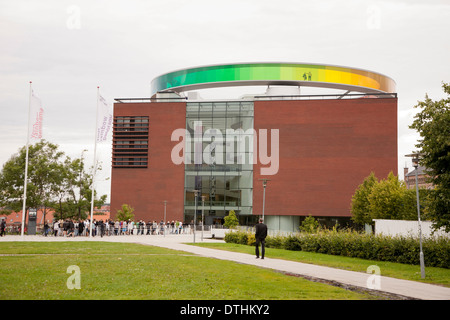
[114,92,397,103]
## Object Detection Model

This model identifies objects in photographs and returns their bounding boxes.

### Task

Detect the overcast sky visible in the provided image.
[1,0,449,202]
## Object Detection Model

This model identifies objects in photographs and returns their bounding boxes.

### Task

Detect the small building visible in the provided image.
[404,166,433,190]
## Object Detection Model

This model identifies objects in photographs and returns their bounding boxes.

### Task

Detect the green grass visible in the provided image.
[191,242,450,287]
[0,242,381,300]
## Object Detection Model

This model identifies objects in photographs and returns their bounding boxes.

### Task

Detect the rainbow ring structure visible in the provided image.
[150,62,396,96]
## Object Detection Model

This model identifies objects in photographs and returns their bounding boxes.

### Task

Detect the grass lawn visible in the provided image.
[0,241,382,300]
[191,242,450,287]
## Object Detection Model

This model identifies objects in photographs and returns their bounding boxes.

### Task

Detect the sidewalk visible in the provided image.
[2,233,449,300]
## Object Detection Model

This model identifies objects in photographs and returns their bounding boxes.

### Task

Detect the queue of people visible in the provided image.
[45,219,189,237]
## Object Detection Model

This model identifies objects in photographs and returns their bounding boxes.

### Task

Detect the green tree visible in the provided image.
[0,141,107,221]
[368,172,410,220]
[409,82,450,232]
[224,210,239,229]
[0,140,64,220]
[299,215,320,233]
[56,157,106,220]
[350,172,378,225]
[116,204,135,221]
[351,172,424,226]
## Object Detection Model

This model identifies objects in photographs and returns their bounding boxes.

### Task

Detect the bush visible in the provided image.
[224,230,239,244]
[247,233,255,246]
[265,234,285,249]
[237,231,248,245]
[223,229,450,268]
[283,235,302,251]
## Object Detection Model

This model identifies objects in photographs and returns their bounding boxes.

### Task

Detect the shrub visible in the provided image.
[283,235,302,251]
[237,231,248,245]
[265,234,285,249]
[247,233,255,246]
[224,230,239,244]
[223,228,450,268]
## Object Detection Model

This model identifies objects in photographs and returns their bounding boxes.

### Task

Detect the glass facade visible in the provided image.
[184,101,254,224]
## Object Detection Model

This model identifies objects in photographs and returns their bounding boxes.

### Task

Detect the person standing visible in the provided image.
[114,220,120,235]
[98,220,104,237]
[127,220,133,235]
[254,218,268,259]
[43,220,49,237]
[84,219,90,237]
[68,219,74,237]
[78,220,84,236]
[159,220,164,235]
[53,220,59,237]
[122,220,126,235]
[0,219,6,237]
[146,220,152,235]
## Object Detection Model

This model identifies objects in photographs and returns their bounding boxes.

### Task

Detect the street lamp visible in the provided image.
[406,152,425,279]
[163,200,167,237]
[258,178,271,222]
[201,195,206,241]
[78,149,88,220]
[193,190,199,243]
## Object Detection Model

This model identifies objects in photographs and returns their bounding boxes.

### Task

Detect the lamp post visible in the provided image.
[193,190,199,243]
[163,200,167,237]
[201,196,205,241]
[78,149,88,220]
[406,152,425,279]
[258,178,270,222]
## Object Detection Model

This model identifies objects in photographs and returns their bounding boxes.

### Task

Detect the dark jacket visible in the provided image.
[255,223,268,240]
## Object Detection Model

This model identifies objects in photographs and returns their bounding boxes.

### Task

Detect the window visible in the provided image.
[184,102,254,220]
[113,116,149,168]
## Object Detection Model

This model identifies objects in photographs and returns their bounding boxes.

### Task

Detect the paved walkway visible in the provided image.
[2,234,449,300]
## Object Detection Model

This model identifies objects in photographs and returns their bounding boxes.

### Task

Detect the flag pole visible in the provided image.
[89,86,100,238]
[21,81,33,238]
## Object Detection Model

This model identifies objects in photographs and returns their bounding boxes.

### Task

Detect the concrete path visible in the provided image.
[2,234,449,300]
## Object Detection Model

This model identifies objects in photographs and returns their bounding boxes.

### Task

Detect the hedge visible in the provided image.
[224,230,450,268]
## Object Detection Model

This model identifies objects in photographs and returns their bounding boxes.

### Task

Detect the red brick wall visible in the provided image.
[110,102,186,222]
[253,98,397,217]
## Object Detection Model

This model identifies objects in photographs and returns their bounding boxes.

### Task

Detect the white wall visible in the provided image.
[373,219,449,238]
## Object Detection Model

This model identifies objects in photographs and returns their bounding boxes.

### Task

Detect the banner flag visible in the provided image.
[22,82,43,237]
[29,90,44,140]
[89,87,112,237]
[96,94,113,142]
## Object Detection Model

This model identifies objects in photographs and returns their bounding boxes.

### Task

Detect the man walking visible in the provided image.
[255,218,268,259]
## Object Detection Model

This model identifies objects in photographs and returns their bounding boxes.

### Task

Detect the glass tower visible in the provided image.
[184,101,254,225]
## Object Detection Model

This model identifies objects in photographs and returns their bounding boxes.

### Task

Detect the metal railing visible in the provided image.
[114,97,188,103]
[253,92,397,100]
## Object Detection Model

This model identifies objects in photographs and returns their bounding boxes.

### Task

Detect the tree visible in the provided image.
[56,157,106,220]
[351,172,425,226]
[0,141,107,221]
[299,215,320,233]
[409,82,450,232]
[368,172,412,220]
[350,172,378,225]
[0,140,64,218]
[116,204,135,221]
[224,210,239,229]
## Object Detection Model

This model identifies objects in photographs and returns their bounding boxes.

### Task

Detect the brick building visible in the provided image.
[404,166,433,190]
[110,63,398,231]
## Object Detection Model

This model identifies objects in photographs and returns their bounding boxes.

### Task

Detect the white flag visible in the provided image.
[29,90,44,140]
[97,94,113,142]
